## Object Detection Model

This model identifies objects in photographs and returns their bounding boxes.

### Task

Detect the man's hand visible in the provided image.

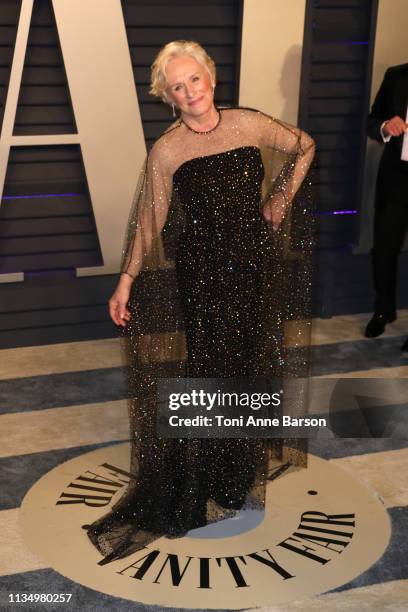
[262,192,288,231]
[383,116,408,137]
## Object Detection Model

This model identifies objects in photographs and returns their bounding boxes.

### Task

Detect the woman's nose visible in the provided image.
[185,84,194,98]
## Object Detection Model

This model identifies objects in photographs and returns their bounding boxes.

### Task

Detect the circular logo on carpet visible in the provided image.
[20,444,390,608]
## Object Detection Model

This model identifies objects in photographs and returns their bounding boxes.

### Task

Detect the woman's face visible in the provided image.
[164,55,214,118]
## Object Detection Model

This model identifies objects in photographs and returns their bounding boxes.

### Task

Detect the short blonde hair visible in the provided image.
[150,40,216,103]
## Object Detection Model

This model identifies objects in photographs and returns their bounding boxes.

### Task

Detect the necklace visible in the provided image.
[181,107,222,134]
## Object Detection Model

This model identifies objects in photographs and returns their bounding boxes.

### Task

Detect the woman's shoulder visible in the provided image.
[221,106,312,150]
[148,118,183,164]
[220,105,276,123]
[226,105,306,138]
[220,105,287,135]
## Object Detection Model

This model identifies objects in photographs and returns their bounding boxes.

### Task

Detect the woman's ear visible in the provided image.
[162,86,172,105]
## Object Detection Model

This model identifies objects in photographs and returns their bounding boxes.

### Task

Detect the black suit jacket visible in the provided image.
[367,63,408,174]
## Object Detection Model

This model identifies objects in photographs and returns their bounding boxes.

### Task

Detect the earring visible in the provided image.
[172,103,176,117]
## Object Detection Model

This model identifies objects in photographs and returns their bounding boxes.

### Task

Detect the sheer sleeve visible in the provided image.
[120,140,172,279]
[253,109,316,446]
[258,113,315,214]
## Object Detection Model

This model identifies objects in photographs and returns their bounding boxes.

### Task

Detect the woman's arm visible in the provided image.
[121,144,172,278]
[109,273,134,327]
[110,143,172,327]
[258,113,315,230]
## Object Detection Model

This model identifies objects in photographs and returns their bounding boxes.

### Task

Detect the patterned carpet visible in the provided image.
[0,311,407,611]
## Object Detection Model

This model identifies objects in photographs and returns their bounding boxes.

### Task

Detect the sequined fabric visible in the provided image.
[82,107,315,565]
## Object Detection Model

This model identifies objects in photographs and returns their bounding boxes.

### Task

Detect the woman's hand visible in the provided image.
[109,274,133,327]
[262,192,288,231]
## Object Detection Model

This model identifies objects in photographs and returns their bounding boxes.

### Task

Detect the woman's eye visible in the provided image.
[193,76,199,81]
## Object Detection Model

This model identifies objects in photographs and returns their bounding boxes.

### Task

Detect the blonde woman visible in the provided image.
[82,40,315,565]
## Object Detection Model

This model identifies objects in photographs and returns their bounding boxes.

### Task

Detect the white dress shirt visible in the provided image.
[380,105,408,161]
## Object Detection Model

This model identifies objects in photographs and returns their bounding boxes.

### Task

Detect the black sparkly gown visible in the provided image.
[174,145,268,379]
[82,106,315,564]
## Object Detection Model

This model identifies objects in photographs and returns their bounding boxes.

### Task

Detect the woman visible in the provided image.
[82,41,315,565]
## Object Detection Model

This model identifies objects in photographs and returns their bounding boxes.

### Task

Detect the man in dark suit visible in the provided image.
[365,63,408,344]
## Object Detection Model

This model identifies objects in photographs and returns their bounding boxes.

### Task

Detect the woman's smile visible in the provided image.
[188,96,204,106]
